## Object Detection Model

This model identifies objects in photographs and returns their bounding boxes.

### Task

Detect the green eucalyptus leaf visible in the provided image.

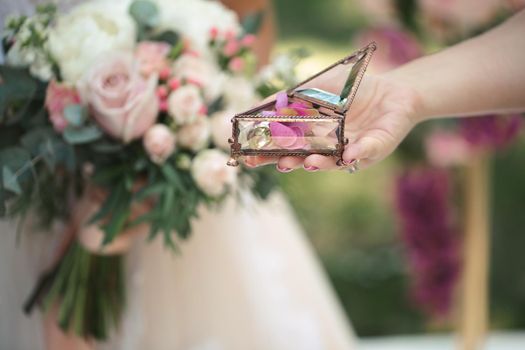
[129,0,159,28]
[63,125,102,144]
[2,167,22,194]
[63,104,87,127]
[151,30,180,45]
[20,127,56,156]
[0,66,37,106]
[0,147,31,172]
[241,11,264,35]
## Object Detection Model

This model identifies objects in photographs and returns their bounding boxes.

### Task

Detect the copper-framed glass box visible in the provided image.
[227,42,376,167]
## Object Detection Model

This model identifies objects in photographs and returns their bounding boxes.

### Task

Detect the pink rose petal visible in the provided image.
[275,92,289,110]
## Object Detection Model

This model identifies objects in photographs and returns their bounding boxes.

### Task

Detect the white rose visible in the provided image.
[168,85,204,124]
[143,124,177,165]
[172,54,219,91]
[153,0,240,54]
[222,76,259,111]
[177,116,211,151]
[210,110,233,150]
[191,149,237,197]
[48,1,136,83]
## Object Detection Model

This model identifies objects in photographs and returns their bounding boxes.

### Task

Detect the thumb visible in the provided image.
[342,136,383,164]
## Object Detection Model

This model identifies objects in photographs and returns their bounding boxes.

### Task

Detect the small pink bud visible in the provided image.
[159,67,172,80]
[210,27,219,39]
[241,34,256,47]
[156,85,168,98]
[199,105,208,115]
[223,40,240,57]
[168,78,181,90]
[228,57,245,72]
[159,99,169,112]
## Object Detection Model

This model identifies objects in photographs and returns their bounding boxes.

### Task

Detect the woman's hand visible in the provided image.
[244,74,422,172]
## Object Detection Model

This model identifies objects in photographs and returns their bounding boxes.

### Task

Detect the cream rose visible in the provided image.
[143,124,177,164]
[172,54,218,89]
[167,84,203,124]
[191,149,237,197]
[77,52,158,143]
[177,116,211,152]
[223,76,258,111]
[210,110,233,150]
[48,1,136,83]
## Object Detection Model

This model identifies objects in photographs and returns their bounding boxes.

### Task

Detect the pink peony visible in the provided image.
[355,28,422,73]
[135,41,171,77]
[77,52,158,143]
[143,124,176,164]
[45,80,81,132]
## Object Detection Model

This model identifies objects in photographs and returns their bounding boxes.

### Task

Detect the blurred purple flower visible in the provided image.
[459,114,523,150]
[395,168,460,317]
[354,27,422,73]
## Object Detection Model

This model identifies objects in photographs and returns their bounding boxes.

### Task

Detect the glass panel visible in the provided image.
[238,118,340,151]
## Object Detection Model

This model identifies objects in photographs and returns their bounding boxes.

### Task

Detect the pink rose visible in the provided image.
[177,116,211,152]
[135,41,171,77]
[167,84,203,124]
[172,53,217,88]
[143,124,176,164]
[77,52,158,143]
[355,28,422,73]
[45,80,81,132]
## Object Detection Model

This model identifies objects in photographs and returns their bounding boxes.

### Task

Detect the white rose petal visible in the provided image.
[210,110,234,150]
[177,116,211,152]
[48,1,136,83]
[223,76,259,111]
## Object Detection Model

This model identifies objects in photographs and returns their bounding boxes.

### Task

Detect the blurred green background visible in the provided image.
[271,0,525,337]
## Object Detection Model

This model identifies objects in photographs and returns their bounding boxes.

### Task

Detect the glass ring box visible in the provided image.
[227,42,377,167]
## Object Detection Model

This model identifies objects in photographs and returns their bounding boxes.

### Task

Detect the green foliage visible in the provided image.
[129,0,160,28]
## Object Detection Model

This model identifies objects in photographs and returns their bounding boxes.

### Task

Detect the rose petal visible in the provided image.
[275,91,288,110]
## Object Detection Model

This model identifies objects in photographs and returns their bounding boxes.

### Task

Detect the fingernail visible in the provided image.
[276,165,293,173]
[304,165,319,172]
[341,158,355,166]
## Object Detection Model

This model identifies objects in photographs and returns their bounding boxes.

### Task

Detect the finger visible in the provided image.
[342,136,383,164]
[303,154,338,172]
[243,156,278,168]
[276,156,303,173]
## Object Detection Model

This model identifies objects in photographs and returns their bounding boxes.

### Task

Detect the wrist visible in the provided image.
[380,70,427,125]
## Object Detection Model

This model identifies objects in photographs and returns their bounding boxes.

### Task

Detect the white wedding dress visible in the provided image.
[0,1,358,349]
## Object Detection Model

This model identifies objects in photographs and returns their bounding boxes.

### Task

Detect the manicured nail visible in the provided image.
[304,165,319,172]
[276,165,293,173]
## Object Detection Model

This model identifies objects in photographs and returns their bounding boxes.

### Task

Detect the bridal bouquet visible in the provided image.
[1,0,298,340]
